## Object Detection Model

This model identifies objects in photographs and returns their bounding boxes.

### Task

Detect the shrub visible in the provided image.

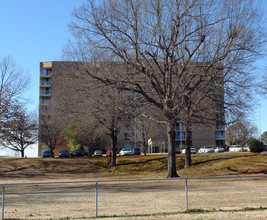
[248,138,264,153]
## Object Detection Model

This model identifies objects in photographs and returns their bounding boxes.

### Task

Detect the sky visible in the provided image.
[0,0,267,157]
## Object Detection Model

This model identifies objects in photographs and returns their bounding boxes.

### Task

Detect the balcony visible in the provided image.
[40,78,52,86]
[40,97,50,105]
[42,69,52,76]
[40,106,50,115]
[40,92,51,96]
[215,131,225,140]
[175,123,184,131]
[41,88,52,96]
[216,124,224,130]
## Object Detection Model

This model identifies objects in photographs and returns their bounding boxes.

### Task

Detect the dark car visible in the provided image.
[42,150,54,158]
[73,150,84,157]
[133,148,141,155]
[58,150,69,158]
[175,147,181,154]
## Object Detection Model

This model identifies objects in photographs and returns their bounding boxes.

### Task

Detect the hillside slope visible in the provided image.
[0,152,266,183]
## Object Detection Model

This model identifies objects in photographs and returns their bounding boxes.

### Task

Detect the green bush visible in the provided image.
[248,138,264,153]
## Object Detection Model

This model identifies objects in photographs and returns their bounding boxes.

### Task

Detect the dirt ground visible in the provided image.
[1,177,266,219]
[100,209,267,220]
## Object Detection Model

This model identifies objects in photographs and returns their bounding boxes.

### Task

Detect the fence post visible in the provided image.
[1,185,4,220]
[185,178,188,210]
[95,181,98,217]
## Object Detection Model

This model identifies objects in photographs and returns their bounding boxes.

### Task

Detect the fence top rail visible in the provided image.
[1,174,266,186]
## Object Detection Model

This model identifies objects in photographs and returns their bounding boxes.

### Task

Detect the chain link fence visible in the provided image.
[1,175,266,219]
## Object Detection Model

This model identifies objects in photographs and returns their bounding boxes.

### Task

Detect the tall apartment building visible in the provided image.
[39,61,225,156]
[39,61,93,156]
[39,62,55,156]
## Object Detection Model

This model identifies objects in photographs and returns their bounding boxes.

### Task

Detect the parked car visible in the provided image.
[93,150,103,156]
[106,150,112,157]
[199,146,215,153]
[58,150,69,158]
[119,148,134,156]
[182,147,197,154]
[133,148,141,155]
[175,147,181,154]
[229,145,242,152]
[73,150,84,157]
[214,147,225,153]
[42,150,54,158]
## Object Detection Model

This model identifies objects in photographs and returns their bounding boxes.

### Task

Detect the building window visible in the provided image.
[42,69,51,76]
[216,114,223,123]
[175,123,192,141]
[40,106,50,114]
[216,123,224,130]
[216,131,224,140]
[41,97,50,104]
[175,123,184,131]
[175,132,180,140]
[124,133,131,141]
[216,140,224,147]
[41,78,51,85]
[175,131,185,141]
[41,88,52,95]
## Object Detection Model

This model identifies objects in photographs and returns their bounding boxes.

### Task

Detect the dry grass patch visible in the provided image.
[0,152,266,182]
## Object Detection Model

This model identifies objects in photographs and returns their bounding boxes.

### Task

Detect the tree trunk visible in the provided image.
[143,141,147,156]
[166,121,179,178]
[50,148,54,158]
[184,123,192,168]
[20,150,24,158]
[111,135,117,167]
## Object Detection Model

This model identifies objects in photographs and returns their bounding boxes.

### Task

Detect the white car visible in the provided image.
[181,147,197,154]
[199,146,215,153]
[119,148,134,156]
[93,150,103,156]
[229,145,242,152]
[214,147,225,153]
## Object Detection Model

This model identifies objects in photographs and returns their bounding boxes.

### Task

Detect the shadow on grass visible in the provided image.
[117,156,167,166]
[191,153,257,166]
[227,167,267,175]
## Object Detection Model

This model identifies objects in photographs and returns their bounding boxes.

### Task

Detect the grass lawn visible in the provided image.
[0,152,266,182]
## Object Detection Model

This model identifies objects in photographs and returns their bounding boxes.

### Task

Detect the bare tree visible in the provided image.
[0,55,30,116]
[89,85,127,166]
[67,0,265,177]
[0,105,37,157]
[226,121,257,150]
[39,114,62,157]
